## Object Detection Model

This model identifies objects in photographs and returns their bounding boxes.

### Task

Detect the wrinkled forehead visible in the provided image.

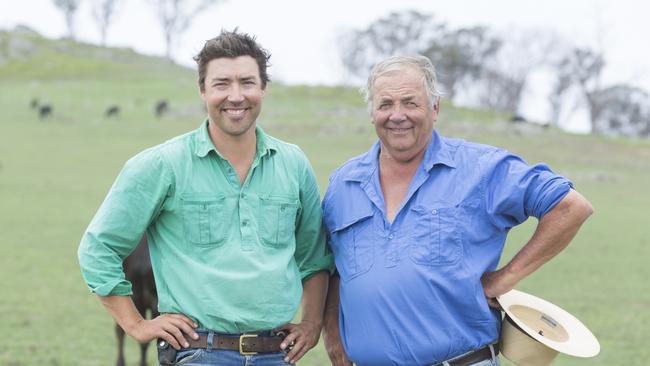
[373,67,427,96]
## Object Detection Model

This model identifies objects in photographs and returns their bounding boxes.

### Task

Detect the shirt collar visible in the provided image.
[343,130,456,183]
[422,129,457,171]
[194,119,277,158]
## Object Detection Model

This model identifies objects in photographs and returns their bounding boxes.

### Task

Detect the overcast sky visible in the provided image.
[2,0,649,131]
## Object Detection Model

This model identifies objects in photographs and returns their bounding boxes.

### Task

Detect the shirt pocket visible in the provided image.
[329,211,375,282]
[181,193,227,247]
[408,204,461,266]
[258,195,300,248]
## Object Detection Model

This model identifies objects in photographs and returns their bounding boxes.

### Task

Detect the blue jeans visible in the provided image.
[172,349,292,366]
[169,330,292,366]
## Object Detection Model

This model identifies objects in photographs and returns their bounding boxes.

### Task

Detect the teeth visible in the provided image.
[224,109,246,115]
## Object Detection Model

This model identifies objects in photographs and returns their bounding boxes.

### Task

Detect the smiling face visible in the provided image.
[371,66,439,162]
[200,56,266,139]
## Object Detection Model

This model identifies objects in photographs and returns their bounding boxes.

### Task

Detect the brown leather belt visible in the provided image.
[185,332,286,355]
[434,344,499,366]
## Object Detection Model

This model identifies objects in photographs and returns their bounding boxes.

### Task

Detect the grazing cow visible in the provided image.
[116,236,158,366]
[38,105,52,119]
[105,105,120,118]
[154,100,169,118]
[509,114,527,123]
[30,98,39,109]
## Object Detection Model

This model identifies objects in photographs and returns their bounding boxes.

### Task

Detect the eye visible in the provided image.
[378,102,391,110]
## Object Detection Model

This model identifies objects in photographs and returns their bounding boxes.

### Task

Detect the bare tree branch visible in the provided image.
[91,0,121,46]
[53,0,81,40]
[149,0,224,60]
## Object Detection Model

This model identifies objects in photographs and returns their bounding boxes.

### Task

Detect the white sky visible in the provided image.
[2,0,649,131]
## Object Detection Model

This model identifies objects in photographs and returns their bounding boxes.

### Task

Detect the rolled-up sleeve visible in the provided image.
[77,148,172,296]
[484,149,573,230]
[293,152,335,281]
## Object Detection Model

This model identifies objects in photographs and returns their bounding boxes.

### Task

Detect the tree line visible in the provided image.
[338,10,650,139]
[52,0,222,60]
[50,4,649,139]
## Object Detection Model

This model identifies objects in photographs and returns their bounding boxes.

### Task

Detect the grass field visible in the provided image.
[1,30,649,366]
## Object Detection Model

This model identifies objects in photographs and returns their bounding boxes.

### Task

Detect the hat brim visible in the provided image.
[497,289,600,357]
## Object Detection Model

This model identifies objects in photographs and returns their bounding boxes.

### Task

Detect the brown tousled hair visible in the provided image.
[194,29,271,91]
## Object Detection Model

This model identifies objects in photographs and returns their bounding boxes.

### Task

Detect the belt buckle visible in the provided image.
[239,334,258,355]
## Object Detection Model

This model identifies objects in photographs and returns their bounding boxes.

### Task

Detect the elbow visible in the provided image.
[569,189,594,223]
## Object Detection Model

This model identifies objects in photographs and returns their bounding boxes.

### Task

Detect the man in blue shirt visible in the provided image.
[321,55,594,366]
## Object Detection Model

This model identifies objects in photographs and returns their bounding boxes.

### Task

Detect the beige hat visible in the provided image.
[497,289,600,366]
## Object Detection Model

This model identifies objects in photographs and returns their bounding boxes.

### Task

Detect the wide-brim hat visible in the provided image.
[497,289,600,365]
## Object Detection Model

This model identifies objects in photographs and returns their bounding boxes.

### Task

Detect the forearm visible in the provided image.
[322,274,352,366]
[497,189,594,289]
[323,274,341,334]
[98,295,145,335]
[301,271,329,326]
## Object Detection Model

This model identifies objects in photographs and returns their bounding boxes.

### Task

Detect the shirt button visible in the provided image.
[388,234,394,240]
[242,219,248,226]
[431,209,438,215]
[240,193,246,199]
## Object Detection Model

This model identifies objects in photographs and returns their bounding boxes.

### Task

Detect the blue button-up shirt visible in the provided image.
[322,131,572,366]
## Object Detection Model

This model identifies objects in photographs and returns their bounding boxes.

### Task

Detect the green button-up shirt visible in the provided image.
[78,121,333,333]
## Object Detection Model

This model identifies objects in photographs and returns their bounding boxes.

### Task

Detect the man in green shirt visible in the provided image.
[78,30,332,365]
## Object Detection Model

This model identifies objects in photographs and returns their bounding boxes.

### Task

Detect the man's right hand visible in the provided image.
[98,296,199,351]
[128,313,199,350]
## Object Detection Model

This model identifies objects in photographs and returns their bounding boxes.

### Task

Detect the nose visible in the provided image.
[388,104,406,123]
[227,84,244,103]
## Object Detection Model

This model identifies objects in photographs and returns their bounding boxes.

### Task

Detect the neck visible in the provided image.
[208,122,257,163]
[379,143,427,169]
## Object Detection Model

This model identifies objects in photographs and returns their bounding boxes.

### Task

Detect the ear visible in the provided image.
[198,80,206,100]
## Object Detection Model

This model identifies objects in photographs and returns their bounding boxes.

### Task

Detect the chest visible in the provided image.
[379,162,419,223]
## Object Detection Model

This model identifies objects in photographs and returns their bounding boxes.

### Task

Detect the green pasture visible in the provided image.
[1,32,649,366]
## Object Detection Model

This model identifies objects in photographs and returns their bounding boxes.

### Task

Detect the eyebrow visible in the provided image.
[210,75,257,83]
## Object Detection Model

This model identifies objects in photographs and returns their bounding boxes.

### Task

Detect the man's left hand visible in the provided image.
[277,320,322,364]
[481,269,517,309]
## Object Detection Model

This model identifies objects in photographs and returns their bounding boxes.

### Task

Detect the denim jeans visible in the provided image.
[168,330,292,366]
[172,348,292,366]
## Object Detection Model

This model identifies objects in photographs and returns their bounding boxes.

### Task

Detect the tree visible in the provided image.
[338,10,445,83]
[91,0,121,46]
[475,29,558,115]
[53,0,81,40]
[423,26,501,102]
[593,84,650,138]
[551,47,605,132]
[149,0,223,60]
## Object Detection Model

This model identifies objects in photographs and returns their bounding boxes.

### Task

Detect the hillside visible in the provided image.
[1,27,649,366]
[0,25,192,81]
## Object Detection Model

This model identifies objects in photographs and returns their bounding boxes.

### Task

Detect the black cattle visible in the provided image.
[105,105,120,118]
[509,114,527,123]
[155,100,169,118]
[116,236,158,366]
[38,105,52,119]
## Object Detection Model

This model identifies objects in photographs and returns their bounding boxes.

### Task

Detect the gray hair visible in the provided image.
[361,55,442,114]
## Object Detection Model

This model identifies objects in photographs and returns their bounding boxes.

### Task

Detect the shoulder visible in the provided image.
[441,136,511,171]
[125,130,195,171]
[266,134,307,160]
[447,137,501,157]
[329,149,374,185]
